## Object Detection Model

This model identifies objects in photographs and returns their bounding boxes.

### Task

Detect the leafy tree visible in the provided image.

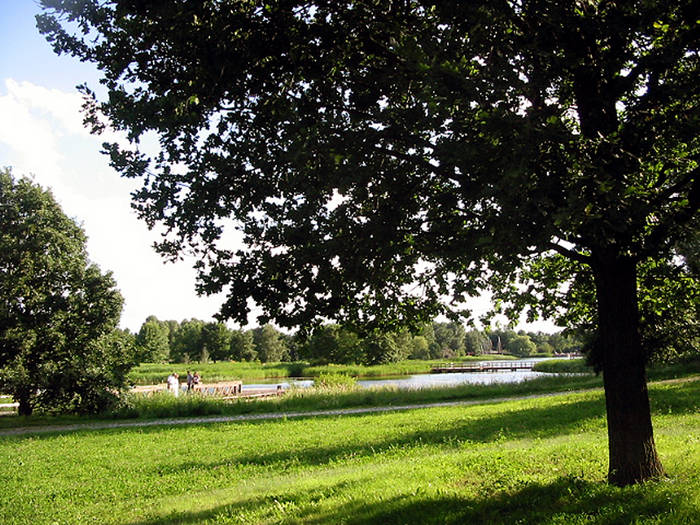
[229,329,256,362]
[408,335,430,360]
[416,323,441,359]
[301,324,363,364]
[252,324,288,363]
[39,0,699,486]
[135,317,170,363]
[362,332,403,365]
[432,322,467,358]
[170,318,204,363]
[464,330,491,356]
[487,329,516,356]
[163,319,180,349]
[505,334,537,357]
[201,322,232,361]
[0,168,129,415]
[385,330,413,363]
[536,341,555,356]
[520,252,697,364]
[61,328,138,413]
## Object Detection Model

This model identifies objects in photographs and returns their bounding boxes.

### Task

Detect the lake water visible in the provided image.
[242,358,557,391]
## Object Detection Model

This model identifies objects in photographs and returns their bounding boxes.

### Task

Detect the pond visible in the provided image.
[242,358,558,391]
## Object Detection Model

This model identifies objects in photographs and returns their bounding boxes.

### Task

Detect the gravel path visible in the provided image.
[0,390,588,437]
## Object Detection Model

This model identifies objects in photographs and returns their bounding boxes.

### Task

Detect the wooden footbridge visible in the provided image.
[430,361,536,373]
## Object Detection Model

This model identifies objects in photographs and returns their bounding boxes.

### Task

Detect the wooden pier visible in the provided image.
[430,361,536,373]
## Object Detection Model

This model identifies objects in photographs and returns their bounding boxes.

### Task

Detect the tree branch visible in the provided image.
[547,242,592,264]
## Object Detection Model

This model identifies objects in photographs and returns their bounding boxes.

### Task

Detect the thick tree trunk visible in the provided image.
[17,393,33,417]
[593,255,665,486]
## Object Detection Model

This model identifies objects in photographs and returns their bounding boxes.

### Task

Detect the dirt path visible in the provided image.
[0,389,593,437]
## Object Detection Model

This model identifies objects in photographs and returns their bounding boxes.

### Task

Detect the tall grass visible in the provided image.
[533,358,592,373]
[533,357,700,379]
[128,355,516,385]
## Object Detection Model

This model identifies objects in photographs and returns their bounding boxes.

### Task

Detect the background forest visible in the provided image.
[128,316,582,366]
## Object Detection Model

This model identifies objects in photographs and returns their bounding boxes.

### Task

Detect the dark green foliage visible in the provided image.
[169,318,204,363]
[200,321,232,361]
[0,168,132,415]
[433,322,467,358]
[362,331,408,365]
[506,334,537,357]
[135,316,170,363]
[252,324,288,363]
[299,324,363,364]
[464,330,491,356]
[516,253,698,368]
[229,329,256,361]
[38,0,698,485]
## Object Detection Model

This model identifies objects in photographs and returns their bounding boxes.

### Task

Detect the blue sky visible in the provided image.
[0,2,558,334]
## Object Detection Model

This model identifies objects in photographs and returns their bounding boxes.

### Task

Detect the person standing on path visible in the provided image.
[167,373,180,397]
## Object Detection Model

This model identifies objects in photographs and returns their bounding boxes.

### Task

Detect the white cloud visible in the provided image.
[4,78,90,137]
[0,80,64,180]
[0,78,228,331]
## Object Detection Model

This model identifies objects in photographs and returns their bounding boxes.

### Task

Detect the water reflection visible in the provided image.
[357,370,549,389]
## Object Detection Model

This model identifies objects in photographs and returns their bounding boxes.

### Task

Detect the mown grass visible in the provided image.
[1,378,698,524]
[128,355,516,385]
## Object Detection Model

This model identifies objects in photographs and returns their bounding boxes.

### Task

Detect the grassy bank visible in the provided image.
[1,378,698,524]
[0,373,603,430]
[128,355,516,385]
[533,357,700,380]
[533,358,592,374]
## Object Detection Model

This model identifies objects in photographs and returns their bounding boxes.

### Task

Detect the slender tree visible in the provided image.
[38,1,698,485]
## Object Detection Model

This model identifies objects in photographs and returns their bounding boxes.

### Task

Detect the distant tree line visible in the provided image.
[128,317,582,365]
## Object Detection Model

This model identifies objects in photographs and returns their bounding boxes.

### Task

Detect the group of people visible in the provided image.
[165,370,201,396]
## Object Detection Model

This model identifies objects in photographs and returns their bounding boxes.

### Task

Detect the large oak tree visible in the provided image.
[38,1,698,485]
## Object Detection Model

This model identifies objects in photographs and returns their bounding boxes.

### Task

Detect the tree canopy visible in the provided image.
[39,0,698,485]
[0,168,132,415]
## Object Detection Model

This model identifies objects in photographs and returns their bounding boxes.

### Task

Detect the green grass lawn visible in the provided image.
[1,378,698,524]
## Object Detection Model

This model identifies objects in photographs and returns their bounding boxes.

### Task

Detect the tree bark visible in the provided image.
[17,393,33,417]
[593,254,665,486]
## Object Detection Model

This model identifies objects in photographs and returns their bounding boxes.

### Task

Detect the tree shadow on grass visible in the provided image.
[147,396,608,478]
[126,479,363,525]
[317,477,694,525]
[126,475,693,525]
